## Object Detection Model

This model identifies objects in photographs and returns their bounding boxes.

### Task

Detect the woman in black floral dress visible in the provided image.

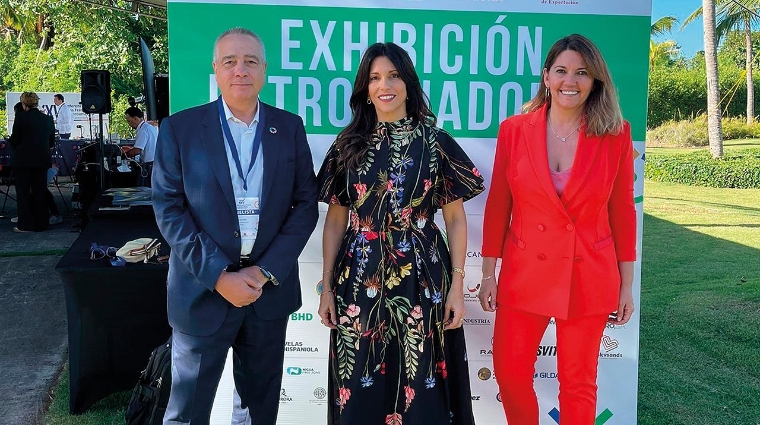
[317,42,484,425]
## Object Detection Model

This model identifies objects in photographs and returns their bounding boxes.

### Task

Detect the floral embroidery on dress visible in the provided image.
[318,117,484,425]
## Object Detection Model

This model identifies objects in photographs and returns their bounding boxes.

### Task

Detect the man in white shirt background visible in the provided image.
[53,94,73,139]
[123,106,158,187]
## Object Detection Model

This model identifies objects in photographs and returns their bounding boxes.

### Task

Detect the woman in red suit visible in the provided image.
[479,34,636,425]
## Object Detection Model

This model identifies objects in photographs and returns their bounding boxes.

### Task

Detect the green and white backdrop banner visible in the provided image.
[166,1,650,423]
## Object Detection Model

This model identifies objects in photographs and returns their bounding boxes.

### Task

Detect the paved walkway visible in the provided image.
[0,180,79,425]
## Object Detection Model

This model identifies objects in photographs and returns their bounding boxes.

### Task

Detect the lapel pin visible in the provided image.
[269,127,277,134]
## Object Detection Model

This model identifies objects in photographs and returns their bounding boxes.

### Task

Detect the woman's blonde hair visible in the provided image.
[20,91,40,109]
[523,34,624,136]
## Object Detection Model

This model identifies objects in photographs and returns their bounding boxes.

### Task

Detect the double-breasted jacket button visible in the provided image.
[537,224,545,231]
[566,223,575,231]
[574,256,583,262]
[537,253,546,261]
[233,230,240,238]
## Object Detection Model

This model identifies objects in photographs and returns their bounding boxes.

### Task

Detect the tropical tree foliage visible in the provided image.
[0,0,167,134]
[684,0,760,124]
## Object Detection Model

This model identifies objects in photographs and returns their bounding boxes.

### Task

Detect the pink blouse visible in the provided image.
[550,167,572,197]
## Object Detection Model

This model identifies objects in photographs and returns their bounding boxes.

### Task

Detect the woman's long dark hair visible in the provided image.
[336,42,435,170]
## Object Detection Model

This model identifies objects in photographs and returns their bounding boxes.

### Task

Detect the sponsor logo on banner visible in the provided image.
[606,322,627,330]
[463,293,480,303]
[496,393,502,403]
[285,341,320,353]
[310,387,328,404]
[534,371,558,380]
[478,347,493,356]
[477,367,492,380]
[280,388,294,403]
[599,335,623,359]
[290,312,314,321]
[539,0,582,7]
[537,345,557,356]
[549,407,614,424]
[466,251,481,258]
[286,366,321,376]
[463,318,491,326]
[466,280,481,293]
[471,395,482,401]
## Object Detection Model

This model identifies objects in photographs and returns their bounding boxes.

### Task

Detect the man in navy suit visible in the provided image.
[152,27,318,425]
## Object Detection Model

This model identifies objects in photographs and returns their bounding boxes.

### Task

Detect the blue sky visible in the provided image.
[652,0,704,58]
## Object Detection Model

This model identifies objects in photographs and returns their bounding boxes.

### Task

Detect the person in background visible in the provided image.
[123,106,158,187]
[9,101,62,226]
[478,34,637,425]
[317,42,483,425]
[9,92,56,232]
[152,27,318,425]
[53,94,73,139]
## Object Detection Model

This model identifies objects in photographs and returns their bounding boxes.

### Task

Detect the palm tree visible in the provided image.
[703,0,724,158]
[650,16,681,68]
[684,0,760,124]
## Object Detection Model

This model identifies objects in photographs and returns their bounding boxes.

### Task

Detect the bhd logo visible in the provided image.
[463,318,491,326]
[290,312,314,321]
[286,367,302,375]
[549,407,613,425]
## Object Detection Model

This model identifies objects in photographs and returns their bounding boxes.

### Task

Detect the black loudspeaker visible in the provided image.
[80,70,112,114]
[154,74,169,122]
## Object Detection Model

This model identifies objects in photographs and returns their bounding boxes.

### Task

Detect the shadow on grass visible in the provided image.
[639,214,760,425]
[44,365,129,425]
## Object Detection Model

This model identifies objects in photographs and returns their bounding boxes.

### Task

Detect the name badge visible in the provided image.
[237,196,260,254]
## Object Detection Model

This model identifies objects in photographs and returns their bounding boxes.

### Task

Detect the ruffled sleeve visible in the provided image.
[433,129,485,206]
[317,141,351,206]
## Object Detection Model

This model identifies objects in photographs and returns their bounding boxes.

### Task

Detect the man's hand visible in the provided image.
[214,270,262,307]
[238,265,268,291]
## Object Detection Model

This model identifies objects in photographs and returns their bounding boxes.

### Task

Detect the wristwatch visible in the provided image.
[259,266,279,286]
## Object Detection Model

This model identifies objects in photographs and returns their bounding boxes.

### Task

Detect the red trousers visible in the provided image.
[492,306,608,425]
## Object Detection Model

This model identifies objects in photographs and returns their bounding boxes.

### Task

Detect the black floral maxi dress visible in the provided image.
[317,117,485,425]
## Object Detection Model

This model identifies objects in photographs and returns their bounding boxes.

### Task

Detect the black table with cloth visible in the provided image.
[55,209,171,414]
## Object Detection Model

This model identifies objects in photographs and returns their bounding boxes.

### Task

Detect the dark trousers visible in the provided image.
[46,188,60,216]
[163,307,288,425]
[14,167,48,231]
[140,162,153,188]
[59,133,71,140]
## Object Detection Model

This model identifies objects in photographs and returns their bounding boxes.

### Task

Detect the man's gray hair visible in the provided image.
[213,27,266,62]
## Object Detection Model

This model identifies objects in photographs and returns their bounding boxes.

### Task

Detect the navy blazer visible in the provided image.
[152,101,319,336]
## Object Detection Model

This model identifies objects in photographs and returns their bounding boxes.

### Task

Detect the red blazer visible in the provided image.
[482,105,636,320]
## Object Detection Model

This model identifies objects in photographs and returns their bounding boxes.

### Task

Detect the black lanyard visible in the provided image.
[217,96,264,192]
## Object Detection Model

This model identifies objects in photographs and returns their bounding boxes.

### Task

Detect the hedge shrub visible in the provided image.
[647,115,760,147]
[645,149,760,188]
[647,64,760,128]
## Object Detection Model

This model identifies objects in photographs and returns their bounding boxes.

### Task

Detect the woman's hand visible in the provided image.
[610,285,634,325]
[443,290,466,330]
[317,281,338,329]
[478,277,498,312]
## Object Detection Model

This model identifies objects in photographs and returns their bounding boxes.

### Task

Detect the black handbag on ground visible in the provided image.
[125,337,172,425]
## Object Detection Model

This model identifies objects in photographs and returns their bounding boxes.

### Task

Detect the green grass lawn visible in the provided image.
[42,146,760,424]
[638,180,760,425]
